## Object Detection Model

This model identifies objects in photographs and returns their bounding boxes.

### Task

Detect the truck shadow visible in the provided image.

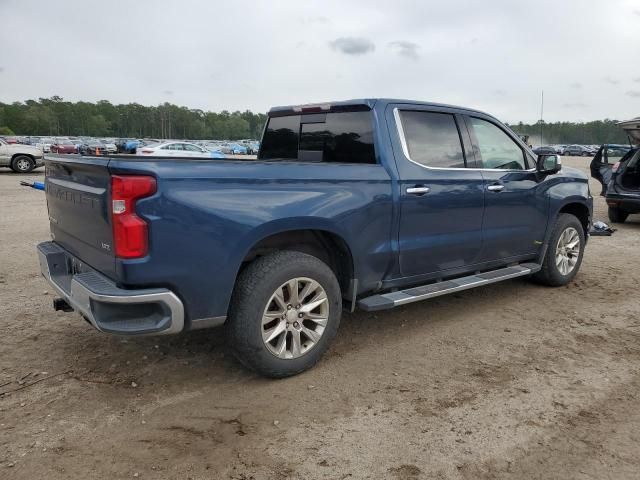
[54,276,545,385]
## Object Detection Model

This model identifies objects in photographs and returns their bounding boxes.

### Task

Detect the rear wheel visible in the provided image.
[608,206,628,223]
[533,213,585,287]
[11,155,35,173]
[226,251,342,378]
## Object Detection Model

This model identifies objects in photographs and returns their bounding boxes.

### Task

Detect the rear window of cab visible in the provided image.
[258,111,376,164]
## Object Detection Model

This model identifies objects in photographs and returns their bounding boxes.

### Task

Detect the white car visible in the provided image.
[137,141,225,158]
[100,139,118,154]
[35,137,54,153]
[0,138,44,173]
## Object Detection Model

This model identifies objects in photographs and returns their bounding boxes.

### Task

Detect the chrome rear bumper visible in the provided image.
[37,241,184,335]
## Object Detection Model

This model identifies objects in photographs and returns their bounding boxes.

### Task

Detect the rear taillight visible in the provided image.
[612,162,620,173]
[111,175,157,258]
[140,149,153,154]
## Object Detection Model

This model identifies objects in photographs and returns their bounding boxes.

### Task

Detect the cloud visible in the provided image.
[563,103,587,108]
[162,90,173,95]
[493,89,507,96]
[633,77,640,83]
[329,37,375,56]
[388,41,420,60]
[603,76,620,85]
[626,91,640,98]
[301,16,329,25]
[634,9,640,16]
[569,82,582,89]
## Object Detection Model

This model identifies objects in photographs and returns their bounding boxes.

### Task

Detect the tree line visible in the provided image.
[0,97,633,145]
[0,97,267,140]
[507,119,631,145]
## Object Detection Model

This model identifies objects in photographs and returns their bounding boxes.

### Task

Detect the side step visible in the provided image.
[358,263,541,312]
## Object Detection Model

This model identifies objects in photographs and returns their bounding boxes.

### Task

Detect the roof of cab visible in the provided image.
[268,98,494,118]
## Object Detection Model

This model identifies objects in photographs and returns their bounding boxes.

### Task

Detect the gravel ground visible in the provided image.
[1,157,639,479]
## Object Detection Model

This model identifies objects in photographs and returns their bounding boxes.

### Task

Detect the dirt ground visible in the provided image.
[1,157,639,479]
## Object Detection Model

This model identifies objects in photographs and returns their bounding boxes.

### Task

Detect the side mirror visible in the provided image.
[537,154,561,174]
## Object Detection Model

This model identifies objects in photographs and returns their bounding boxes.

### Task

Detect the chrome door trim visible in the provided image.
[392,108,537,174]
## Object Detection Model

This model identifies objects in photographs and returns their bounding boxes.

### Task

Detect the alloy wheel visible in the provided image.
[261,277,329,359]
[555,227,581,275]
[15,158,31,171]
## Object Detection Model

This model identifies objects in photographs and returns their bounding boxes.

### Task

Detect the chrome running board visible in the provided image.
[358,263,541,312]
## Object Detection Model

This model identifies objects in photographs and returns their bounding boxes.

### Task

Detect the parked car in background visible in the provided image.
[202,143,226,158]
[591,119,639,223]
[117,138,140,154]
[50,139,78,154]
[78,140,106,155]
[0,137,44,172]
[554,145,566,154]
[37,98,592,378]
[247,142,260,154]
[563,145,593,156]
[230,143,248,154]
[137,141,226,158]
[592,145,639,223]
[217,144,233,154]
[532,146,557,155]
[35,137,55,153]
[99,139,118,154]
[71,139,84,151]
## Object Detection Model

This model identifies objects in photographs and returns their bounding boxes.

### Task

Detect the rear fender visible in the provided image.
[237,217,355,275]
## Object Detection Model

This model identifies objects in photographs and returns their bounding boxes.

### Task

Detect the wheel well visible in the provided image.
[11,154,35,162]
[241,230,354,296]
[559,203,590,234]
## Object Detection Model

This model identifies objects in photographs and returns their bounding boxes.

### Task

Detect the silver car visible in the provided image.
[0,138,44,173]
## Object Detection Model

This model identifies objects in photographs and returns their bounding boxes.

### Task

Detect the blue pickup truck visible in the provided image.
[38,99,592,377]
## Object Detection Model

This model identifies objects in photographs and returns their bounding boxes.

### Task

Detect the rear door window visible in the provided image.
[397,111,466,168]
[259,111,376,164]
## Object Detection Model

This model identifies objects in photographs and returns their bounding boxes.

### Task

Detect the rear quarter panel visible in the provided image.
[108,159,394,323]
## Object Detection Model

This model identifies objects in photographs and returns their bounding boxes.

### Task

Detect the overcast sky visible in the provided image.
[1,0,639,123]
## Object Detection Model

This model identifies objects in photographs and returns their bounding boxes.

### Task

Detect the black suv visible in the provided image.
[591,144,638,223]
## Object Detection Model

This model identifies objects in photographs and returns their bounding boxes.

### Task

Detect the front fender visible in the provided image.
[537,172,592,261]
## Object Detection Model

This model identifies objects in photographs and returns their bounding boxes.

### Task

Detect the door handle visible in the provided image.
[487,184,505,192]
[406,186,430,195]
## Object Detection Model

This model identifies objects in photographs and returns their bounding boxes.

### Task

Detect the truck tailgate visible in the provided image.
[45,156,116,278]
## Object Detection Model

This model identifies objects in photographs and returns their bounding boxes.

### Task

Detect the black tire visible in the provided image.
[226,251,342,378]
[11,155,35,173]
[608,206,628,224]
[533,213,585,287]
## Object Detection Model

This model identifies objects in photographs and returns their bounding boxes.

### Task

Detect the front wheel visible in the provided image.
[608,206,628,224]
[11,155,35,173]
[533,213,585,287]
[226,251,342,378]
